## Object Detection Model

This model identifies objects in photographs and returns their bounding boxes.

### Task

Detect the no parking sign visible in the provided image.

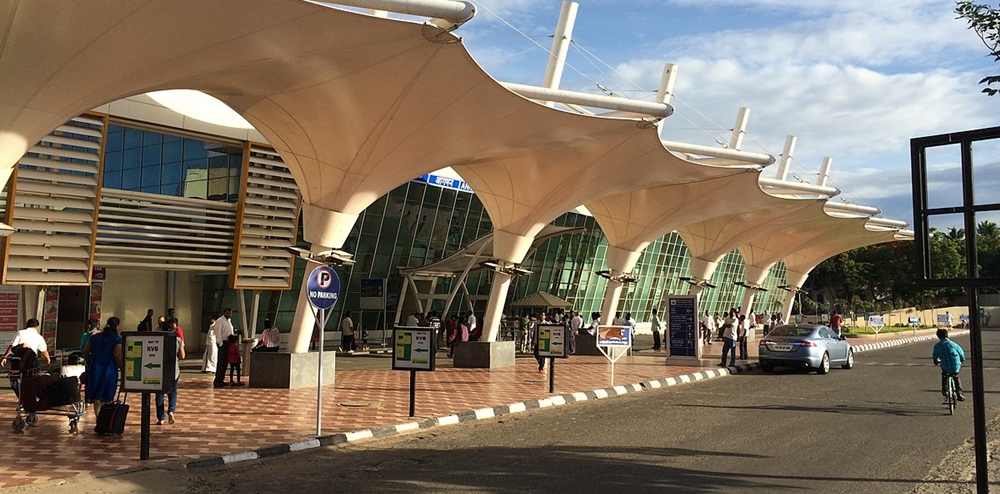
[307,265,341,310]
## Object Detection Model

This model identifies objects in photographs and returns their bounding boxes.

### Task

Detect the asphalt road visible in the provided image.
[26,331,1000,494]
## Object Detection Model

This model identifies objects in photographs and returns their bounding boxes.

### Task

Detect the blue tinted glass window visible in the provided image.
[121,169,140,189]
[102,171,121,189]
[123,128,142,149]
[104,151,122,173]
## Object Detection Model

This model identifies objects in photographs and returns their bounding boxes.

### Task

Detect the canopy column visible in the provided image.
[780,269,810,323]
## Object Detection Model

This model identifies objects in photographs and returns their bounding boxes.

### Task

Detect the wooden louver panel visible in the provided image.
[2,116,104,285]
[229,145,301,289]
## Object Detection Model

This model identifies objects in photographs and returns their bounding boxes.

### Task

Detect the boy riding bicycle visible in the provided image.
[932,328,966,402]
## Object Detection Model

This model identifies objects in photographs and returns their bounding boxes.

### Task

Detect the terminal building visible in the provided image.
[0,1,912,368]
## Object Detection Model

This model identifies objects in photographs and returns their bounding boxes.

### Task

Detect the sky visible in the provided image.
[444,0,1000,226]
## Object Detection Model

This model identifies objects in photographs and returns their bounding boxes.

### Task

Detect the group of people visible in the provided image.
[712,307,773,367]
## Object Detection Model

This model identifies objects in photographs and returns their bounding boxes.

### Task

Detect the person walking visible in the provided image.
[340,311,355,353]
[1,318,52,398]
[212,308,235,388]
[78,318,100,358]
[650,308,662,351]
[82,317,123,416]
[156,320,186,425]
[569,310,583,355]
[701,310,715,345]
[830,309,843,335]
[201,314,218,373]
[719,309,737,367]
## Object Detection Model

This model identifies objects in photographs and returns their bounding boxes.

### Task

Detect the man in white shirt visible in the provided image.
[467,313,477,334]
[213,308,235,388]
[569,311,583,354]
[1,318,51,397]
[612,312,624,325]
[650,308,662,351]
[719,309,737,367]
[406,312,419,327]
[2,318,51,369]
[701,311,715,345]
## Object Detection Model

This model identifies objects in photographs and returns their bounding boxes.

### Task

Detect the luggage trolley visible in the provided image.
[7,349,86,433]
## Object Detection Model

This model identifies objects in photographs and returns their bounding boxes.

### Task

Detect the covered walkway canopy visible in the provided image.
[0,0,912,354]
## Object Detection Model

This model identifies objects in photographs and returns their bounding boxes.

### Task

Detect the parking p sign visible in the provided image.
[307,265,341,310]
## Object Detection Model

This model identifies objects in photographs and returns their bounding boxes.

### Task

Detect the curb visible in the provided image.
[851,330,968,353]
[184,362,758,469]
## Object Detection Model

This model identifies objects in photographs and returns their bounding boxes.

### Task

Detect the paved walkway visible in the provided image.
[0,329,940,488]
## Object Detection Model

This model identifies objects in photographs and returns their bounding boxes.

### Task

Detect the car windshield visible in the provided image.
[768,325,814,337]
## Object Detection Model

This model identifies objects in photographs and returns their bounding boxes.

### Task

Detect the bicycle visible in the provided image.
[942,372,959,415]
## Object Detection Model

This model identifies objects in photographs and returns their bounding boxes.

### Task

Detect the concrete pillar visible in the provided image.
[479,230,533,343]
[287,204,359,353]
[480,270,512,342]
[600,279,624,325]
[780,269,810,323]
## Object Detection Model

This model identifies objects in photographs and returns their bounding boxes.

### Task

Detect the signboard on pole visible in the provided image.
[360,278,385,310]
[392,327,436,371]
[536,323,568,358]
[908,316,921,325]
[121,332,177,393]
[868,315,885,327]
[667,295,699,358]
[597,325,631,347]
[306,266,340,310]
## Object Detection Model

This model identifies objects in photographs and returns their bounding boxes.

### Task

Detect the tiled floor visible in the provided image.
[0,331,923,489]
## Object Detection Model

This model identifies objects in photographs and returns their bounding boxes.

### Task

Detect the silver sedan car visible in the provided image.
[758,323,854,374]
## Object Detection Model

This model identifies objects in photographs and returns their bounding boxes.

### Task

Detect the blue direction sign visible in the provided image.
[306,265,341,310]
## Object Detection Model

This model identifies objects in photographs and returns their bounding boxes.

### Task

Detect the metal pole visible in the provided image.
[548,357,555,393]
[316,308,325,436]
[968,288,988,494]
[409,370,416,417]
[140,392,150,460]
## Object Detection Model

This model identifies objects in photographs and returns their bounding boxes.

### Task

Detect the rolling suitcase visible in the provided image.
[95,394,129,435]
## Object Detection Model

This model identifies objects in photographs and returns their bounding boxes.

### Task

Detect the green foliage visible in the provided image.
[805,221,1000,310]
[956,1,1000,95]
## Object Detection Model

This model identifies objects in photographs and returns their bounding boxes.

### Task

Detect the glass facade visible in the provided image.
[102,124,243,202]
[97,123,790,333]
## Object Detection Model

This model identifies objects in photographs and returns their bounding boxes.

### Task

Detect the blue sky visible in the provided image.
[448,0,1000,225]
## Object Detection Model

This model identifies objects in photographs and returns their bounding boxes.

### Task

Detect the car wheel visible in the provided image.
[841,349,854,369]
[760,362,774,372]
[817,353,830,374]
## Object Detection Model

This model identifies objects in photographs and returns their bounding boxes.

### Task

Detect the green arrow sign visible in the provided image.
[414,348,428,353]
[145,362,161,369]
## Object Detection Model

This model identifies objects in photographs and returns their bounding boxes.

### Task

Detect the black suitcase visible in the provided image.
[44,376,81,407]
[95,399,129,435]
[20,374,59,413]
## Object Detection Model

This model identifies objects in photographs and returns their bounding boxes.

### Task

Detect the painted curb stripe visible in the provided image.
[190,332,946,470]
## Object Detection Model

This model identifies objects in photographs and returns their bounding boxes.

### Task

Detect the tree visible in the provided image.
[956,1,1000,95]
